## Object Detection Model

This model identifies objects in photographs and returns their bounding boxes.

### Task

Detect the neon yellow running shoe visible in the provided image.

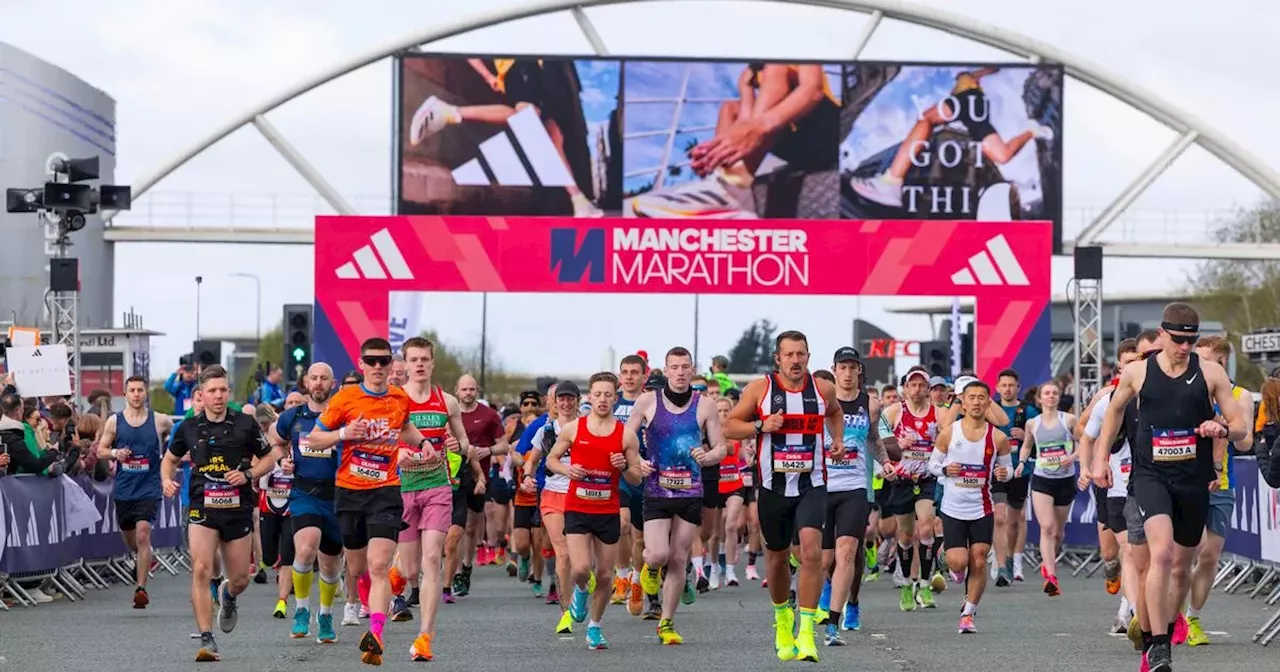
[1185,616,1210,646]
[556,610,573,635]
[774,606,796,661]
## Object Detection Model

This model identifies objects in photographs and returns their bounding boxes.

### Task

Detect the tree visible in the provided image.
[241,324,285,400]
[726,319,778,374]
[1189,201,1280,390]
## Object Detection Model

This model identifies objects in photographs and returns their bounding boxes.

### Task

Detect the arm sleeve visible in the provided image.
[996,452,1013,481]
[926,447,947,478]
[1085,393,1111,440]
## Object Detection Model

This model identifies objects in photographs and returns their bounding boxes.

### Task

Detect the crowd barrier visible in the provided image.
[0,473,189,609]
[1017,456,1280,645]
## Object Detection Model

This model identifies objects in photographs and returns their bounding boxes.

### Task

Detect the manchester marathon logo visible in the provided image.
[550,227,811,288]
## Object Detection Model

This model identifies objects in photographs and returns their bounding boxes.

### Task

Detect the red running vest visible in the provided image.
[565,416,624,515]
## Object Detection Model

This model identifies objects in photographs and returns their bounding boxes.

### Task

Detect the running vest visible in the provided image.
[719,440,745,494]
[541,418,572,494]
[401,386,450,492]
[940,422,997,521]
[1216,385,1248,491]
[112,410,162,502]
[281,404,338,496]
[565,416,624,515]
[645,392,704,499]
[1134,353,1216,490]
[826,396,870,493]
[998,400,1037,468]
[1031,411,1075,479]
[894,401,939,477]
[757,373,826,496]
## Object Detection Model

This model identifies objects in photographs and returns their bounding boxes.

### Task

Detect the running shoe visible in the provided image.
[917,583,936,609]
[657,618,683,645]
[1127,615,1144,651]
[443,590,457,605]
[217,579,239,633]
[273,598,288,619]
[745,564,760,581]
[556,610,574,635]
[390,594,413,622]
[195,632,219,662]
[842,604,861,631]
[794,628,820,663]
[586,570,596,595]
[410,96,459,146]
[545,586,558,605]
[586,624,608,650]
[643,596,662,620]
[342,602,361,627]
[1172,612,1189,645]
[1104,559,1122,595]
[958,614,977,634]
[570,586,589,623]
[532,580,544,598]
[1185,615,1209,646]
[995,566,1012,587]
[823,622,846,647]
[517,557,530,582]
[254,567,268,584]
[450,573,465,596]
[408,587,420,607]
[610,576,627,605]
[209,578,220,606]
[291,607,311,638]
[1043,575,1061,597]
[849,175,904,208]
[1111,615,1129,635]
[775,608,797,661]
[627,581,644,617]
[708,564,722,591]
[358,630,384,666]
[630,169,757,220]
[682,573,697,605]
[696,569,710,594]
[133,586,149,609]
[899,584,916,612]
[819,580,832,613]
[458,566,473,597]
[410,633,434,661]
[1147,640,1172,672]
[639,565,661,596]
[725,565,739,587]
[316,613,337,644]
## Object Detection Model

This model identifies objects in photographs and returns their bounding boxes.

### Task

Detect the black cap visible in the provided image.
[833,347,861,364]
[519,390,540,404]
[556,380,581,398]
[644,370,667,391]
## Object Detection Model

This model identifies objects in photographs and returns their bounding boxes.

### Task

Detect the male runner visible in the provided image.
[929,377,1013,633]
[626,346,727,642]
[309,337,462,666]
[445,374,501,598]
[393,338,477,661]
[991,368,1037,585]
[1092,303,1246,672]
[820,347,889,644]
[269,363,343,645]
[162,365,276,662]
[546,371,646,650]
[724,331,845,663]
[609,354,648,614]
[97,375,174,609]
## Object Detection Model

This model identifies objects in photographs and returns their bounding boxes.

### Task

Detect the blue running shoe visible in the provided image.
[823,622,846,647]
[842,604,861,631]
[316,613,337,644]
[586,624,608,650]
[570,585,589,623]
[819,580,832,613]
[291,607,311,639]
[518,556,530,582]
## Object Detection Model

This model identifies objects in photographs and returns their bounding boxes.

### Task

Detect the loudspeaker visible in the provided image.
[42,183,92,210]
[193,340,222,368]
[98,185,132,210]
[50,258,79,292]
[1074,246,1103,280]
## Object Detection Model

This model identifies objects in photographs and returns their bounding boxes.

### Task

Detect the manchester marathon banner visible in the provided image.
[0,474,182,574]
[394,55,1064,252]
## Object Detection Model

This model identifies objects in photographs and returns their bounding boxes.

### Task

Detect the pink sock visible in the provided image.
[370,612,386,638]
[358,572,371,608]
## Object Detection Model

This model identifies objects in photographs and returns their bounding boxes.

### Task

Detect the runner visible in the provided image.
[723,331,846,663]
[626,346,727,643]
[546,371,646,650]
[716,396,748,590]
[269,363,343,645]
[1016,381,1079,596]
[608,354,649,615]
[96,375,174,609]
[1092,303,1247,672]
[509,390,547,595]
[309,337,465,666]
[254,405,295,619]
[991,368,1037,585]
[447,374,502,599]
[161,365,276,662]
[929,376,1013,633]
[820,347,889,644]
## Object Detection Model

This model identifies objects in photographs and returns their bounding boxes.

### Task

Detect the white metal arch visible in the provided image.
[108,0,1280,258]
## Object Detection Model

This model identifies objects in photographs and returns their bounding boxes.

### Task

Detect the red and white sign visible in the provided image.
[865,339,921,358]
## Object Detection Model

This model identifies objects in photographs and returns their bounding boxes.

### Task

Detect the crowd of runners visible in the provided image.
[95,301,1252,672]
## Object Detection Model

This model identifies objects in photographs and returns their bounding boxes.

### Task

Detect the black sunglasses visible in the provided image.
[1166,333,1197,346]
[520,400,538,406]
[362,355,393,367]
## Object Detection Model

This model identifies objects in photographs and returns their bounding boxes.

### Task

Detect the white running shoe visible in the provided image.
[708,565,722,591]
[410,96,457,146]
[725,565,739,587]
[849,175,904,208]
[629,170,756,219]
[341,602,361,627]
[1027,120,1055,141]
[745,565,760,582]
[572,193,604,218]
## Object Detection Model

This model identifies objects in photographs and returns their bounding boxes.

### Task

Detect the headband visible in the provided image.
[1161,321,1199,334]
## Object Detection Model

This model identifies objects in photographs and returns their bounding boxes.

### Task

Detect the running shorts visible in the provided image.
[291,513,344,557]
[941,513,994,548]
[485,476,513,506]
[114,498,158,532]
[992,474,1030,508]
[335,486,405,549]
[701,467,726,509]
[757,486,826,552]
[1206,490,1235,539]
[822,488,870,550]
[188,509,253,543]
[1100,497,1127,535]
[619,488,644,530]
[643,496,702,526]
[260,512,296,569]
[1030,476,1077,507]
[564,511,621,544]
[540,490,567,518]
[1123,496,1147,546]
[944,90,997,143]
[1131,473,1209,548]
[514,504,542,530]
[400,486,453,541]
[883,478,937,517]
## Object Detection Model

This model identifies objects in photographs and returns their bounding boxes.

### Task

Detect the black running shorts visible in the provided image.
[758,486,826,552]
[822,488,870,549]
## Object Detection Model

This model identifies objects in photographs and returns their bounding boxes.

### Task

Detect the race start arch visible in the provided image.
[313,216,1052,382]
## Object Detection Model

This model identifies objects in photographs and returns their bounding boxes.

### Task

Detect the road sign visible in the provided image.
[1241,331,1280,354]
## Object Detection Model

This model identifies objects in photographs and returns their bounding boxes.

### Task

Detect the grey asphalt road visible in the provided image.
[1,560,1275,671]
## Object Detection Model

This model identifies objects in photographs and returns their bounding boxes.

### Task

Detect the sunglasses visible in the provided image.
[362,355,393,367]
[520,400,538,407]
[1166,333,1197,346]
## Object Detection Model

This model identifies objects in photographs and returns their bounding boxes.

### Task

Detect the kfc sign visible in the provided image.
[866,339,920,358]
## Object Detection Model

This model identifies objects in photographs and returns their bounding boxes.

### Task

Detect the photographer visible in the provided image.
[165,360,200,414]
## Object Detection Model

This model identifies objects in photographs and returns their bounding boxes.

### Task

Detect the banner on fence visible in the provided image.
[0,474,183,574]
[1260,474,1280,563]
[1228,463,1262,559]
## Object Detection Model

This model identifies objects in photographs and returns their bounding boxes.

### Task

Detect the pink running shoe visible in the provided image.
[1172,612,1188,646]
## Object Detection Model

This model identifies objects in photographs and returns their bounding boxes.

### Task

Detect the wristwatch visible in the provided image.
[240,467,254,482]
[754,419,764,433]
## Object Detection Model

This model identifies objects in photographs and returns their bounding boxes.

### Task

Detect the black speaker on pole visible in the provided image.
[1074,246,1103,280]
[50,258,79,292]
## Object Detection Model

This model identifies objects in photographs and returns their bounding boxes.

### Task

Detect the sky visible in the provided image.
[1,0,1277,380]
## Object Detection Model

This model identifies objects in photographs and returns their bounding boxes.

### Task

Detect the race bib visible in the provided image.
[658,467,693,490]
[1152,428,1197,462]
[774,449,814,473]
[828,446,859,469]
[298,433,332,459]
[902,440,933,463]
[349,449,392,482]
[1038,441,1070,469]
[719,463,741,483]
[741,470,754,488]
[204,482,241,509]
[1120,457,1132,475]
[402,437,444,473]
[121,456,150,473]
[955,463,988,488]
[575,473,612,501]
[267,474,294,499]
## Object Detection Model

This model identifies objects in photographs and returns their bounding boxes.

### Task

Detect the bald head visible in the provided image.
[307,362,334,379]
[305,362,335,403]
[456,374,479,406]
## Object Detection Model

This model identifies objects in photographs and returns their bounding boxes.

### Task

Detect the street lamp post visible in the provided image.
[195,276,203,339]
[230,272,262,343]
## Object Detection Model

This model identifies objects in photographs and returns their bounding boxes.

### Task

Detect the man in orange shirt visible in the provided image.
[309,337,469,666]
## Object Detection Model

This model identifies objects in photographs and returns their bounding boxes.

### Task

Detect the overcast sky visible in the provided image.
[2,0,1276,379]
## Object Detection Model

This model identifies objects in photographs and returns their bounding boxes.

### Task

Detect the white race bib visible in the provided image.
[204,483,241,509]
[1152,429,1197,462]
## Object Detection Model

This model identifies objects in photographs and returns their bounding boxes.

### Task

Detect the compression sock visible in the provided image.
[719,552,727,571]
[920,541,936,577]
[798,607,817,634]
[291,562,314,611]
[748,551,759,565]
[897,543,915,579]
[828,609,841,624]
[319,574,341,613]
[546,555,557,590]
[370,612,386,638]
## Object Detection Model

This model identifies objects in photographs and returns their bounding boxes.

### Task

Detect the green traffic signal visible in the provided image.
[292,347,306,362]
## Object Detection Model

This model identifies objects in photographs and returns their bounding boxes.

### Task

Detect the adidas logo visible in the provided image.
[334,228,414,280]
[451,106,575,188]
[950,234,1029,287]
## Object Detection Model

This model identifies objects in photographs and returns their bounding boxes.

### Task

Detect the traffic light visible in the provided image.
[960,321,975,372]
[919,340,951,378]
[192,340,222,368]
[283,304,313,387]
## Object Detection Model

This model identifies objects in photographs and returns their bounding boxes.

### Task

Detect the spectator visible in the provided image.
[25,399,51,451]
[75,412,110,480]
[165,364,199,413]
[254,366,286,409]
[86,388,113,417]
[707,354,737,394]
[1,370,14,396]
[0,393,61,476]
